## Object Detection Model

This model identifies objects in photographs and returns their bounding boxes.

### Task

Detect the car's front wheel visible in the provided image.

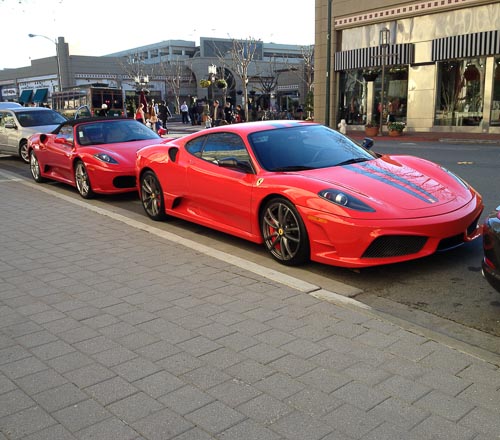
[29,151,46,183]
[19,140,29,163]
[74,160,95,199]
[140,170,166,221]
[261,197,310,266]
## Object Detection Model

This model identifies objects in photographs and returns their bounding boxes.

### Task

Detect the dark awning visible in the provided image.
[334,43,414,71]
[32,88,48,103]
[19,89,33,104]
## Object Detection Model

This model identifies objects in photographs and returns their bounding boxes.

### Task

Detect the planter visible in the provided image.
[365,127,379,137]
[388,129,403,137]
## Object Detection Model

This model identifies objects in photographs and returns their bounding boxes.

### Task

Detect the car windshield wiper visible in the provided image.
[272,165,315,171]
[335,157,371,167]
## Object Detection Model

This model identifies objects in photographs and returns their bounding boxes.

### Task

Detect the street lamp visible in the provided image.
[378,28,390,136]
[134,75,150,87]
[208,64,217,103]
[28,33,62,92]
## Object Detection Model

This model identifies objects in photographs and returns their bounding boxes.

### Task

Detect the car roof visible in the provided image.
[5,107,58,113]
[0,102,23,109]
[203,120,319,134]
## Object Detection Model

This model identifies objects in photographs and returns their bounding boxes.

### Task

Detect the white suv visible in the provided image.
[0,107,66,162]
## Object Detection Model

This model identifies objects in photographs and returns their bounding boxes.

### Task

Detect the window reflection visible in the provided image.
[491,58,500,127]
[435,58,486,126]
[338,67,408,126]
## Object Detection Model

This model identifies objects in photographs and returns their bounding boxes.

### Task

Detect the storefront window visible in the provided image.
[491,58,500,127]
[435,58,486,126]
[372,67,408,125]
[338,70,366,125]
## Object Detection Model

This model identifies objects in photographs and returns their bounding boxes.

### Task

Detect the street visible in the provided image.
[1,136,499,359]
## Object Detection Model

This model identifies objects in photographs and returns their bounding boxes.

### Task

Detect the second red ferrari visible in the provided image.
[28,117,168,198]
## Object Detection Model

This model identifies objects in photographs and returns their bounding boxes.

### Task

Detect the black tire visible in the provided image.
[140,170,167,221]
[74,160,95,199]
[19,140,29,163]
[29,150,46,183]
[260,197,310,266]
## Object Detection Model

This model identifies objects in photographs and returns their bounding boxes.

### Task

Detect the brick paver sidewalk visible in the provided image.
[1,171,499,439]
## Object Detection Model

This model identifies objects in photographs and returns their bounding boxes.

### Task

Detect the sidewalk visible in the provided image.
[165,118,500,145]
[1,171,500,440]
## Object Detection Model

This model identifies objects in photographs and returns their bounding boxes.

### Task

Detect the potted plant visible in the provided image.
[199,79,211,88]
[364,121,379,136]
[387,121,406,136]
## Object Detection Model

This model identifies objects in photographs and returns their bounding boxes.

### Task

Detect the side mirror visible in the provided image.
[362,137,374,150]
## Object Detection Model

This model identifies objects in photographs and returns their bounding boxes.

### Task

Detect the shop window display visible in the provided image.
[491,58,500,127]
[435,58,486,126]
[338,70,366,125]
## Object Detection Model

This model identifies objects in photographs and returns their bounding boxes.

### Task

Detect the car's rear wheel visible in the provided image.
[29,151,46,183]
[261,197,310,266]
[19,140,29,163]
[74,160,95,199]
[140,170,166,221]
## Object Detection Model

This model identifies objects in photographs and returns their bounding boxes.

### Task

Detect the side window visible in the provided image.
[4,113,16,127]
[201,133,250,163]
[186,136,207,157]
[57,124,74,143]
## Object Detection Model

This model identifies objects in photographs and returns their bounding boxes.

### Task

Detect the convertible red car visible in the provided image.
[136,120,483,268]
[28,117,167,198]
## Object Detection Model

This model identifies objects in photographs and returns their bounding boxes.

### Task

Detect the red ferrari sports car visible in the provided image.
[136,120,483,269]
[28,117,167,198]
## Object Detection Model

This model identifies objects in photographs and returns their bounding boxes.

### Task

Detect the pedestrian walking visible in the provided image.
[135,103,145,124]
[180,101,189,124]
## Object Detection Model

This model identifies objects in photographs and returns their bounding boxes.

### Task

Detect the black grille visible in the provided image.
[467,215,480,236]
[113,176,136,189]
[362,235,428,258]
[437,234,464,251]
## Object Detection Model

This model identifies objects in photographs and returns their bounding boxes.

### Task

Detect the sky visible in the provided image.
[1,0,315,70]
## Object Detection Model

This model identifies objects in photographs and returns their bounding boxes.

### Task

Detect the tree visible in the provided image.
[224,37,260,121]
[285,45,315,118]
[158,57,194,114]
[254,55,283,112]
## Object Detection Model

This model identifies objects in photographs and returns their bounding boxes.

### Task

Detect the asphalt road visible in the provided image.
[1,139,499,358]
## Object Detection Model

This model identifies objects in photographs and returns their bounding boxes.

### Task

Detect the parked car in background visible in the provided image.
[0,102,22,109]
[0,107,67,162]
[136,120,484,269]
[482,205,500,292]
[28,117,168,199]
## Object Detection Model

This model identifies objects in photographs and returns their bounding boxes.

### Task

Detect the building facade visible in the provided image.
[0,37,312,119]
[315,0,500,134]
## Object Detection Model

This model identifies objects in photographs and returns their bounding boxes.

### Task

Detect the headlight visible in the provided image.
[94,153,118,164]
[318,189,375,212]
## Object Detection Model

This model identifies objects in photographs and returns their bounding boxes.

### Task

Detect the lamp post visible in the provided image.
[208,64,217,104]
[378,28,390,136]
[28,33,62,92]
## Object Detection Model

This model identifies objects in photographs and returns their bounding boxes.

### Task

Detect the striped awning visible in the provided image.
[432,30,500,61]
[334,43,414,71]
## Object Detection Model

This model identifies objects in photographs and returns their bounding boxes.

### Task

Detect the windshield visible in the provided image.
[76,119,161,146]
[16,110,67,127]
[248,125,375,171]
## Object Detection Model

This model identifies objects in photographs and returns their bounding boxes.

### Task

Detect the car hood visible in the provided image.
[303,155,474,212]
[93,139,164,165]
